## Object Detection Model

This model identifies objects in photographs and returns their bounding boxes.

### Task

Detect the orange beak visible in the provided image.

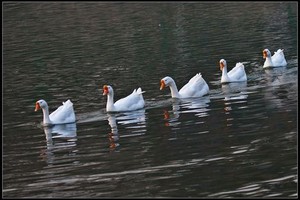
[160,80,166,90]
[220,61,224,71]
[263,50,267,59]
[35,102,41,111]
[103,85,109,95]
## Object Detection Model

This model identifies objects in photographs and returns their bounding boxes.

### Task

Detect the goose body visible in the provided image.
[35,99,76,126]
[219,59,247,83]
[160,73,209,98]
[103,85,145,112]
[263,49,287,68]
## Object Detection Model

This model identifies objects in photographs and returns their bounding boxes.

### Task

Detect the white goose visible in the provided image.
[219,59,247,83]
[35,99,76,126]
[263,49,287,68]
[103,85,145,112]
[160,73,209,98]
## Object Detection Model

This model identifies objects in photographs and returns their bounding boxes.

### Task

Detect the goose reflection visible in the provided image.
[163,99,180,127]
[107,114,120,150]
[40,123,77,164]
[222,82,248,112]
[106,109,146,150]
[163,97,210,127]
[43,123,77,140]
[263,67,297,109]
[264,67,289,89]
[221,82,248,127]
[222,81,247,95]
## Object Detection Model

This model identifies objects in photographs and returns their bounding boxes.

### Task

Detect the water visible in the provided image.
[3,2,298,198]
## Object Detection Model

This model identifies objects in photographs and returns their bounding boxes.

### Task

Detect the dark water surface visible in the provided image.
[3,2,298,198]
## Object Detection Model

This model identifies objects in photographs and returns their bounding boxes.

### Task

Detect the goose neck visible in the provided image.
[221,65,230,83]
[106,93,116,112]
[169,80,180,98]
[42,107,52,125]
[264,57,273,68]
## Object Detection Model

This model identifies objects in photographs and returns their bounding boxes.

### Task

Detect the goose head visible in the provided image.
[219,59,227,71]
[160,76,174,90]
[35,99,48,111]
[263,49,271,59]
[103,85,114,96]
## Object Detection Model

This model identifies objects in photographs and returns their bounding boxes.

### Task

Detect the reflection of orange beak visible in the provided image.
[160,80,166,90]
[263,50,267,59]
[163,110,170,127]
[163,110,170,120]
[220,62,224,71]
[103,85,109,95]
[35,102,41,111]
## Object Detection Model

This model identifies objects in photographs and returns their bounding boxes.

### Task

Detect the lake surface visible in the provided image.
[3,2,298,198]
